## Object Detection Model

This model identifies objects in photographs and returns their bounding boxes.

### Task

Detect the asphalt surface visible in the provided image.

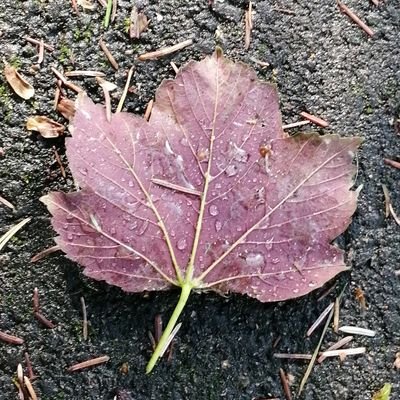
[0,1,399,399]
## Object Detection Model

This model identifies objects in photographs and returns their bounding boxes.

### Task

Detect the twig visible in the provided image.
[0,217,31,252]
[51,67,83,93]
[144,99,154,121]
[25,36,54,51]
[279,368,292,400]
[384,158,400,169]
[0,194,15,210]
[99,37,119,70]
[116,66,134,113]
[306,302,334,337]
[300,111,329,128]
[31,244,61,262]
[53,146,66,178]
[81,297,88,340]
[67,355,110,372]
[138,39,193,61]
[298,308,334,395]
[337,1,374,37]
[0,330,24,345]
[317,336,353,363]
[244,1,253,50]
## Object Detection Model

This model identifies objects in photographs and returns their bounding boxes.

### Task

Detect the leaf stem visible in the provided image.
[146,282,192,373]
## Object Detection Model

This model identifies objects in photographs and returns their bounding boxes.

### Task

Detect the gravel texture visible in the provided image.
[0,0,399,399]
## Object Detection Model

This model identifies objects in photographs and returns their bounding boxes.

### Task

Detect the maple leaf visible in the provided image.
[41,49,362,372]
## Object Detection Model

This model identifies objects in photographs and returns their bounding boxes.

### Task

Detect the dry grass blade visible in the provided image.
[338,326,376,337]
[319,347,366,359]
[159,323,182,358]
[170,61,179,74]
[300,111,329,128]
[298,307,334,395]
[389,203,400,225]
[24,376,37,400]
[138,39,193,61]
[111,0,117,22]
[384,158,400,169]
[0,217,31,252]
[3,62,35,100]
[306,302,334,337]
[116,66,134,113]
[144,99,154,121]
[65,70,105,77]
[81,297,88,340]
[382,184,391,218]
[274,353,312,360]
[96,77,117,122]
[37,39,45,64]
[279,368,292,400]
[282,120,310,130]
[318,336,353,363]
[67,355,110,372]
[333,296,340,333]
[0,330,24,345]
[0,194,15,210]
[31,244,61,262]
[244,1,253,50]
[26,116,65,138]
[337,1,374,37]
[99,38,119,70]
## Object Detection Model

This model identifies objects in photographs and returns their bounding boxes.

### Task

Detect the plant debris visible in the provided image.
[306,302,334,337]
[337,1,374,37]
[67,355,110,372]
[99,37,119,70]
[384,158,400,169]
[57,98,76,120]
[0,330,24,345]
[31,244,61,262]
[129,5,149,39]
[354,287,367,310]
[0,217,31,252]
[279,368,292,400]
[244,1,253,50]
[138,39,193,61]
[26,116,65,138]
[81,297,88,340]
[317,336,354,363]
[32,288,56,329]
[338,326,376,337]
[300,111,329,128]
[0,194,15,210]
[3,61,35,100]
[116,66,134,113]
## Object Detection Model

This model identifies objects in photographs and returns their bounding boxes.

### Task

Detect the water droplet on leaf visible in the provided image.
[215,220,222,232]
[177,238,187,251]
[245,253,265,268]
[209,204,219,216]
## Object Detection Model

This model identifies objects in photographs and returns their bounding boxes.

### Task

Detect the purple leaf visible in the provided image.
[41,50,361,371]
